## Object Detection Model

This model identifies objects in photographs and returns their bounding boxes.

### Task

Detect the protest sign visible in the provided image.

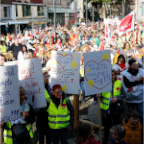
[0,65,20,123]
[84,50,112,96]
[5,59,46,109]
[51,51,80,94]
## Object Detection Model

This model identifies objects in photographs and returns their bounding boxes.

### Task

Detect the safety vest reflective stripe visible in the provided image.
[100,101,109,106]
[4,135,13,138]
[49,114,70,118]
[101,96,109,101]
[48,120,70,124]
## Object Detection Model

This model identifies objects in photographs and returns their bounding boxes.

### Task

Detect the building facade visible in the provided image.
[44,0,77,25]
[136,0,144,21]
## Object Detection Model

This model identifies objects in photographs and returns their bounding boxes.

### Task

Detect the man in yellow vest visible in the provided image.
[96,70,126,144]
[47,84,74,144]
[35,71,51,144]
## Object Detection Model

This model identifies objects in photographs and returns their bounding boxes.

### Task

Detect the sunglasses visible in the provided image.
[55,91,63,94]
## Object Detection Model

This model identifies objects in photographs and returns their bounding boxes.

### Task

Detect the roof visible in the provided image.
[1,19,29,25]
[47,8,77,13]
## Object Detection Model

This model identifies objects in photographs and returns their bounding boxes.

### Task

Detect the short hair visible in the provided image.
[127,109,140,118]
[117,54,126,63]
[0,53,5,58]
[52,84,62,92]
[19,86,25,94]
[128,59,136,66]
[43,71,48,75]
[112,125,126,140]
[5,51,14,60]
[26,52,33,59]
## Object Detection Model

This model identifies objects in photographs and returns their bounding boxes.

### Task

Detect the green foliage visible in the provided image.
[81,18,85,22]
[92,0,112,4]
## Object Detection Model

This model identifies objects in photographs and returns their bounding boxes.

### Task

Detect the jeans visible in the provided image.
[13,141,30,144]
[126,102,143,126]
[39,129,51,144]
[80,81,85,94]
[49,128,68,144]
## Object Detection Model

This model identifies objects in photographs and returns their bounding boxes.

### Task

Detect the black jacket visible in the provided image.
[4,104,35,143]
[7,44,22,60]
[123,68,143,88]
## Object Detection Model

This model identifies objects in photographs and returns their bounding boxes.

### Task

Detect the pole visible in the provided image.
[98,98,102,144]
[31,5,34,34]
[122,0,126,18]
[53,0,56,43]
[137,0,138,21]
[92,7,94,22]
[73,95,79,129]
[0,127,3,144]
[86,0,87,26]
[110,6,111,19]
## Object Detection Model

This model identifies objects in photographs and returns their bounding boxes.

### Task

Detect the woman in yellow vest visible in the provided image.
[3,86,35,144]
[47,84,74,144]
[96,70,126,143]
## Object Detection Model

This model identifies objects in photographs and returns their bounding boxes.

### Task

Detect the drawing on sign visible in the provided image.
[51,51,80,94]
[0,65,20,123]
[84,50,112,96]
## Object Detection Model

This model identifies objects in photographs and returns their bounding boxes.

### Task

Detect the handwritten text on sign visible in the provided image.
[84,50,112,96]
[0,66,20,123]
[51,51,80,94]
[5,59,46,109]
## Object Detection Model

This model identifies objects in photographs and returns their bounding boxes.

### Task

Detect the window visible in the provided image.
[22,5,31,17]
[1,6,10,18]
[16,5,18,17]
[37,6,44,16]
[142,3,144,15]
[48,0,61,5]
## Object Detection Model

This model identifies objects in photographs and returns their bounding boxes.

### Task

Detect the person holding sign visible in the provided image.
[3,87,35,144]
[47,84,74,144]
[96,70,125,144]
[35,71,51,144]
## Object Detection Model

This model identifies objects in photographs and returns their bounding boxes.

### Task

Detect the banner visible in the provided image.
[51,51,80,94]
[0,65,20,123]
[84,50,112,96]
[5,59,46,109]
[118,11,134,36]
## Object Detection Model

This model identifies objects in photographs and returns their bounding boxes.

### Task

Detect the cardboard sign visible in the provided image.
[5,59,46,109]
[51,51,80,94]
[0,65,20,123]
[84,50,112,96]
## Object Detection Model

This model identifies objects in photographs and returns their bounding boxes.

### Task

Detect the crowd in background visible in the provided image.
[0,21,144,144]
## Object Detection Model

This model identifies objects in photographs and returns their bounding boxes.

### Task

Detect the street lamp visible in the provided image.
[53,0,56,43]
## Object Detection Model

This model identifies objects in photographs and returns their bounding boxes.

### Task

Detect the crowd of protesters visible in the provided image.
[0,20,144,144]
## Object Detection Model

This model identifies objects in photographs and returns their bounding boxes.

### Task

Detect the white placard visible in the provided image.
[51,51,80,94]
[0,65,20,123]
[5,59,46,108]
[84,50,112,96]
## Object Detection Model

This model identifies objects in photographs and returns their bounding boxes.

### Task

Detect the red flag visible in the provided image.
[118,11,134,36]
[105,23,108,38]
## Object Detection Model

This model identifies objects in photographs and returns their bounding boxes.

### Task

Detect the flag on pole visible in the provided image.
[118,11,134,36]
